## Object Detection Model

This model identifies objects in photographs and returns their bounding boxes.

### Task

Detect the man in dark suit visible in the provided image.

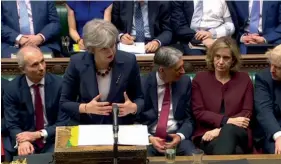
[1,78,13,162]
[230,1,281,54]
[139,47,195,156]
[1,1,61,58]
[4,46,69,156]
[111,0,172,53]
[60,19,143,125]
[255,45,281,154]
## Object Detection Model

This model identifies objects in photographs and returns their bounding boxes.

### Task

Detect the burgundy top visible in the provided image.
[191,71,254,147]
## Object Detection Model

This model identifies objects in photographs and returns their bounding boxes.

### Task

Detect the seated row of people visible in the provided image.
[1,20,280,162]
[2,1,281,58]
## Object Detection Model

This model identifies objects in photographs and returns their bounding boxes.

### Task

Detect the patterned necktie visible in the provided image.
[134,2,145,42]
[249,0,260,34]
[155,84,171,139]
[33,84,44,149]
[18,0,31,35]
[190,0,204,30]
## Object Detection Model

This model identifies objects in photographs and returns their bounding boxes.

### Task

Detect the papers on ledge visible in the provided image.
[118,42,145,54]
[78,124,149,146]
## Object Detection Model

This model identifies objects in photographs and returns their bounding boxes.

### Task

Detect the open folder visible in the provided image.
[77,125,149,146]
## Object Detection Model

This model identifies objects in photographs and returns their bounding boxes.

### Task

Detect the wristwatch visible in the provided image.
[39,131,44,139]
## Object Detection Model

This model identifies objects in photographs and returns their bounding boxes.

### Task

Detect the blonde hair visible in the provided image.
[206,36,241,72]
[265,44,281,65]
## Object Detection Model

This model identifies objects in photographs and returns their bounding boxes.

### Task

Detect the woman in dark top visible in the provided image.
[192,37,254,155]
[66,1,112,50]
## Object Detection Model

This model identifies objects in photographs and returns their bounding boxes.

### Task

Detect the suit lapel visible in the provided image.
[106,55,124,102]
[127,1,134,33]
[148,1,156,38]
[20,77,34,116]
[83,53,99,99]
[44,74,52,121]
[6,1,20,31]
[239,1,249,26]
[262,1,269,32]
[30,1,38,33]
[149,72,158,114]
[172,81,181,115]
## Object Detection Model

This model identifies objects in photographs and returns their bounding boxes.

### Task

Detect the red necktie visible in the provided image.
[1,137,4,157]
[33,84,44,149]
[155,84,171,139]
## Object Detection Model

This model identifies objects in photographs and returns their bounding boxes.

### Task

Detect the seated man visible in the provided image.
[1,1,61,58]
[111,0,172,53]
[4,46,69,156]
[231,1,281,54]
[139,47,195,156]
[1,78,13,162]
[171,0,235,55]
[254,45,281,154]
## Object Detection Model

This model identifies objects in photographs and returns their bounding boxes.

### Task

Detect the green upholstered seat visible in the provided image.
[56,4,69,38]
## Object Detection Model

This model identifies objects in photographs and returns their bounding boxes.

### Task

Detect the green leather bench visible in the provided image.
[56,4,69,40]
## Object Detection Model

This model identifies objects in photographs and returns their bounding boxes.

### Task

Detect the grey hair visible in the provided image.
[83,19,118,49]
[16,46,41,68]
[153,46,183,70]
[266,44,281,65]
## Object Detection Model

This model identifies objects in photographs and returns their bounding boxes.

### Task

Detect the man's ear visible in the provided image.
[19,66,25,74]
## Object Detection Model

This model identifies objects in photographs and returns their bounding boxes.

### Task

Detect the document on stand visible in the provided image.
[78,125,149,146]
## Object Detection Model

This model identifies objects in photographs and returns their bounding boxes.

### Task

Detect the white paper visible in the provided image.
[78,125,149,146]
[11,53,53,58]
[134,53,155,57]
[118,42,145,54]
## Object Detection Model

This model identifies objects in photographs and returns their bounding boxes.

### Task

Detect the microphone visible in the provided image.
[112,104,119,139]
[112,104,119,164]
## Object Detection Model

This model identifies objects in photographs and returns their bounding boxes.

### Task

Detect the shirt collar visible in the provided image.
[156,72,165,86]
[26,76,45,87]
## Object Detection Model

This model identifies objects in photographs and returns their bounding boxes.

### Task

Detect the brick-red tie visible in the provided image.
[33,84,44,149]
[155,84,170,139]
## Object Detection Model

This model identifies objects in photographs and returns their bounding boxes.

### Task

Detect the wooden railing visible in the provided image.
[1,55,268,76]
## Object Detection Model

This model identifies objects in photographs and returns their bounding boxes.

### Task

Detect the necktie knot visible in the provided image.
[32,84,42,90]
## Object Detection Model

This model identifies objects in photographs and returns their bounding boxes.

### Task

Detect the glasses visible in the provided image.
[192,149,204,164]
[165,146,176,164]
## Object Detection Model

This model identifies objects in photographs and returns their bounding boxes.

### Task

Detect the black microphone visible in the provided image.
[112,104,119,164]
[112,104,119,139]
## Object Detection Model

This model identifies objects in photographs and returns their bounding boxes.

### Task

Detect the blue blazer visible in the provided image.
[139,72,194,139]
[230,1,281,44]
[111,1,172,46]
[60,51,144,125]
[1,1,61,51]
[254,68,281,140]
[4,73,69,145]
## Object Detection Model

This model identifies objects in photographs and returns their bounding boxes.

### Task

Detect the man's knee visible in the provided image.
[177,140,195,156]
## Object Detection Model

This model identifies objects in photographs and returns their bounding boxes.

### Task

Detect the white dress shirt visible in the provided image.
[191,0,235,38]
[96,70,112,101]
[150,72,185,140]
[26,77,48,138]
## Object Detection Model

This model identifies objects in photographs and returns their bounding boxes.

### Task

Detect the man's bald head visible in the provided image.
[17,46,43,68]
[16,46,46,83]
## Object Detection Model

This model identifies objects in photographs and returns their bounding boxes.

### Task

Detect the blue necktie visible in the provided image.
[134,2,145,42]
[190,0,203,30]
[249,0,260,34]
[19,0,31,35]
